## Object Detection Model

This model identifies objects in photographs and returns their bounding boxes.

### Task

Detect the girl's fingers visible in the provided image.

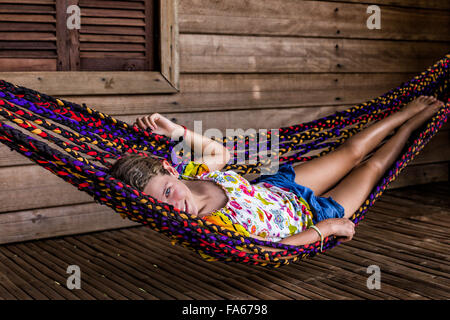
[337,235,351,242]
[136,118,145,129]
[149,114,158,128]
[135,117,156,131]
[136,113,174,134]
[143,116,154,130]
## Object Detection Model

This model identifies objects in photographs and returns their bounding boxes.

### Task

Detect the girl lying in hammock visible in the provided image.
[110,96,443,250]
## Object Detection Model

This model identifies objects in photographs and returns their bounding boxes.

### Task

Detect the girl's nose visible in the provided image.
[170,185,186,203]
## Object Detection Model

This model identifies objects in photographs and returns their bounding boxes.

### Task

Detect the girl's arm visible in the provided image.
[183,123,231,172]
[245,218,355,253]
[135,113,231,171]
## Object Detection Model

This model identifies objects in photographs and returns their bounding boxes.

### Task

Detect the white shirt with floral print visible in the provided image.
[177,161,315,242]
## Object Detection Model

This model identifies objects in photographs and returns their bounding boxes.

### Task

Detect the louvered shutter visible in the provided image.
[78,0,156,71]
[0,0,156,72]
[0,0,57,71]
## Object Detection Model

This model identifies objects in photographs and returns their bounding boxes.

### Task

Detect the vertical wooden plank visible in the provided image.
[68,0,80,70]
[170,0,179,89]
[159,0,169,79]
[56,0,69,70]
[56,0,80,71]
[159,0,179,90]
[145,0,156,71]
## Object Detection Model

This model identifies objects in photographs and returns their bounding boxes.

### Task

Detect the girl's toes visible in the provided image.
[425,96,435,104]
[434,99,444,107]
[430,101,442,113]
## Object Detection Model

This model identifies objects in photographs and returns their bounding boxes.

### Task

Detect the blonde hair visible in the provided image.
[109,154,170,191]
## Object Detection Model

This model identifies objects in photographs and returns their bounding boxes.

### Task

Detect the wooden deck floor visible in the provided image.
[0,181,448,300]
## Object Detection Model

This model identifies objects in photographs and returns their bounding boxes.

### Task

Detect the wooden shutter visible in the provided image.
[0,0,157,72]
[0,0,178,95]
[0,0,57,71]
[77,0,157,71]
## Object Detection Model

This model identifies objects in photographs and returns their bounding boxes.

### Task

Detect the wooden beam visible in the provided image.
[0,202,137,245]
[0,58,56,71]
[159,0,179,90]
[0,71,178,95]
[0,164,91,212]
[179,0,450,41]
[58,72,419,115]
[180,34,450,73]
[327,0,450,10]
[388,162,449,189]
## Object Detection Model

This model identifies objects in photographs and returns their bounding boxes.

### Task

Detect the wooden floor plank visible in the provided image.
[100,230,256,299]
[0,271,31,300]
[0,283,16,300]
[35,240,131,300]
[358,219,449,255]
[5,244,82,300]
[121,227,338,299]
[0,248,59,299]
[343,242,450,285]
[117,228,349,299]
[314,251,429,300]
[333,247,450,299]
[354,222,449,261]
[372,210,450,232]
[76,233,213,300]
[29,241,112,300]
[106,229,262,299]
[52,237,161,300]
[322,250,432,300]
[21,242,98,300]
[349,233,450,274]
[304,258,399,300]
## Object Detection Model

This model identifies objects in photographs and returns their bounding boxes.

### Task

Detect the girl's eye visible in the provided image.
[164,187,171,197]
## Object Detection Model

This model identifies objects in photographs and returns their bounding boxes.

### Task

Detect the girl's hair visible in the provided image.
[109,154,170,191]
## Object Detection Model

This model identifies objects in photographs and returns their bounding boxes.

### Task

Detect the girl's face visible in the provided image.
[143,162,199,216]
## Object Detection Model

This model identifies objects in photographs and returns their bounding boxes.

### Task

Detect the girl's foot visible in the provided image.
[400,98,444,133]
[401,96,440,118]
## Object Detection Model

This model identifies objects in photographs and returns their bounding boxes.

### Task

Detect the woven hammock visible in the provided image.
[0,54,449,268]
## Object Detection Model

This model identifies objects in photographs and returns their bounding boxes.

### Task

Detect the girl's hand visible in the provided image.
[316,218,355,242]
[135,113,182,138]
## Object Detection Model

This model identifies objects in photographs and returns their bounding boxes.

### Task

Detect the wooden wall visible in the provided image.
[1,0,449,244]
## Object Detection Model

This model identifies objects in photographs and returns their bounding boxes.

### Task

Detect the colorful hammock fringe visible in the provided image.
[0,54,449,268]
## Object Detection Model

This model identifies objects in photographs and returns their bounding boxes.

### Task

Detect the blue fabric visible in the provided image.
[252,163,345,224]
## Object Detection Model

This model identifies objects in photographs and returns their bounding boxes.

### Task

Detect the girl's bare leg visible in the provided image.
[293,96,439,195]
[321,99,443,219]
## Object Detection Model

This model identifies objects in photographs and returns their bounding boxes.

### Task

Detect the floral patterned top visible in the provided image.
[176,161,315,242]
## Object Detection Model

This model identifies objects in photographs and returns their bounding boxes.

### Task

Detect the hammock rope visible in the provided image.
[0,54,449,267]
